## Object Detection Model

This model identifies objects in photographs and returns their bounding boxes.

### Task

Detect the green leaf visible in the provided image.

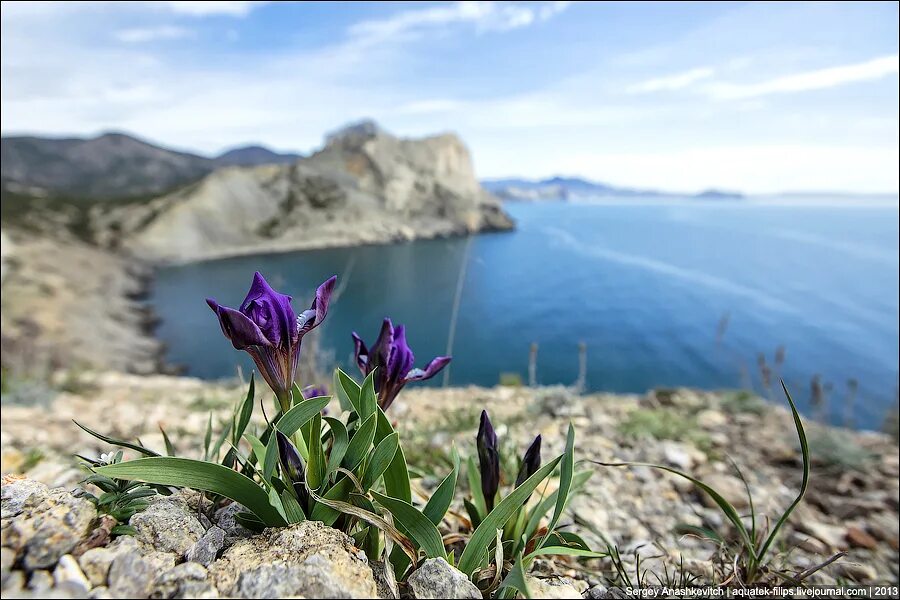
[362,433,399,490]
[524,469,592,543]
[323,417,350,480]
[422,444,460,526]
[537,423,575,551]
[457,455,562,576]
[280,490,306,523]
[466,455,486,519]
[159,426,176,457]
[74,421,160,457]
[498,554,531,599]
[589,460,754,557]
[370,491,446,560]
[335,368,362,414]
[359,370,378,421]
[306,412,325,490]
[343,413,377,472]
[757,381,810,561]
[95,457,285,526]
[263,430,278,483]
[211,420,232,463]
[376,409,411,503]
[244,434,267,469]
[276,396,330,437]
[310,477,354,525]
[203,415,213,460]
[234,374,255,442]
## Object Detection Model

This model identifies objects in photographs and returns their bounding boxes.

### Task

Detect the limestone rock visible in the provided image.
[151,562,219,599]
[208,521,377,598]
[53,553,92,595]
[130,493,206,557]
[407,557,480,599]
[186,525,225,566]
[106,536,177,598]
[522,575,582,599]
[1,479,97,570]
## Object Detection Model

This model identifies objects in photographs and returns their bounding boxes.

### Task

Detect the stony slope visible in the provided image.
[1,376,897,597]
[96,122,513,262]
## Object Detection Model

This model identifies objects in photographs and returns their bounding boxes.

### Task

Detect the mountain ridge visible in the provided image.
[1,131,303,199]
[482,176,744,201]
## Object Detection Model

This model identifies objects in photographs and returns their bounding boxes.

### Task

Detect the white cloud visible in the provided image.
[627,67,716,94]
[162,1,268,17]
[348,1,570,45]
[114,25,193,43]
[708,54,899,100]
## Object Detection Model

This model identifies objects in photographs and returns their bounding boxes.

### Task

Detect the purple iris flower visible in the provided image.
[351,318,450,411]
[477,410,500,512]
[515,435,542,487]
[207,272,336,411]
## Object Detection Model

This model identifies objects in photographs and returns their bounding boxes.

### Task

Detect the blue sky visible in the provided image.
[2,1,898,193]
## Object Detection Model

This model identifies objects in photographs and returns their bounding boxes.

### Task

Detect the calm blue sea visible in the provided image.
[151,199,900,429]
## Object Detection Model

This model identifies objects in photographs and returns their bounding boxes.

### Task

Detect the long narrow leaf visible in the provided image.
[376,409,411,503]
[323,417,350,480]
[423,445,460,526]
[359,370,377,421]
[370,491,446,560]
[343,413,377,472]
[74,421,160,457]
[95,457,285,526]
[590,459,754,556]
[757,381,810,560]
[306,412,325,490]
[335,368,362,414]
[362,433,399,490]
[234,374,255,443]
[498,554,531,599]
[457,455,562,576]
[275,396,330,437]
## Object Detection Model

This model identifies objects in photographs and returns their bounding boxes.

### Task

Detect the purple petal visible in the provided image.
[207,298,272,350]
[368,318,394,370]
[239,272,295,349]
[351,332,369,375]
[405,356,451,383]
[296,275,338,339]
[387,325,415,383]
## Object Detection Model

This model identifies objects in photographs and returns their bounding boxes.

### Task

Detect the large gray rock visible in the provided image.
[106,536,177,598]
[208,521,377,598]
[1,478,97,570]
[407,557,480,599]
[151,562,219,599]
[130,493,206,557]
[185,525,225,566]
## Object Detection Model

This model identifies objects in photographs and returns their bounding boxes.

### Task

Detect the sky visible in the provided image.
[1,1,898,194]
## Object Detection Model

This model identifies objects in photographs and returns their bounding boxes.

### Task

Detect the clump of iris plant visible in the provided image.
[206,272,336,413]
[78,270,614,599]
[352,317,451,411]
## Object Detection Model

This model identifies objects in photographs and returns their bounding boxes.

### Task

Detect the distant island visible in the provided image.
[481,176,744,202]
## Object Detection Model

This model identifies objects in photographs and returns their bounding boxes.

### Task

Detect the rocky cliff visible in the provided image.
[95,121,512,262]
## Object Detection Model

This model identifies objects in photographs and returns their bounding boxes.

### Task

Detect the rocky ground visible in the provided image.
[1,373,897,598]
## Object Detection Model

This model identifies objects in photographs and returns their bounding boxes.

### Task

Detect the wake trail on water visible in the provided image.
[542,226,799,315]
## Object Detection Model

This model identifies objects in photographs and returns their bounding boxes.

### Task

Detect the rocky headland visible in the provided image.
[0,121,512,373]
[1,375,897,597]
